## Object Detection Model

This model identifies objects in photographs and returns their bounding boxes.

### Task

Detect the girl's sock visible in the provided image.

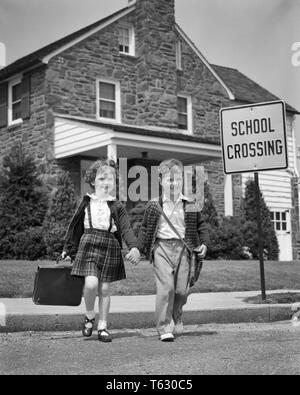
[98,320,108,332]
[85,310,95,328]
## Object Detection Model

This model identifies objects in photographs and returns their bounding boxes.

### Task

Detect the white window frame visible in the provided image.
[270,210,290,234]
[176,40,182,70]
[96,79,121,123]
[118,24,135,56]
[8,78,23,126]
[177,94,192,134]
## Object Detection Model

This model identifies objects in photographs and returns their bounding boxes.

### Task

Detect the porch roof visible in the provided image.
[54,114,221,163]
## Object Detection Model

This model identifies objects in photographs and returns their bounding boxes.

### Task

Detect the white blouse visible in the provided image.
[84,194,117,233]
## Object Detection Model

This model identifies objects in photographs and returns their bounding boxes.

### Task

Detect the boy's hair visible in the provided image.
[158,158,184,177]
[85,158,118,186]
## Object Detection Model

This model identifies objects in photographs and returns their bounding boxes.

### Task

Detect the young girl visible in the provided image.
[61,159,140,342]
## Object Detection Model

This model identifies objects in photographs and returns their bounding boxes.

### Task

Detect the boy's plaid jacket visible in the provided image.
[63,195,137,260]
[136,197,210,260]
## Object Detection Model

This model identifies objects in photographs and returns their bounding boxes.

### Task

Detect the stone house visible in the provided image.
[0,0,299,260]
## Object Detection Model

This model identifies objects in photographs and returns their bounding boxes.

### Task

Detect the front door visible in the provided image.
[270,210,293,261]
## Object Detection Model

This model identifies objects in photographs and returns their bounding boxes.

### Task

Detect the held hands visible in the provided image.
[193,244,207,259]
[125,247,141,265]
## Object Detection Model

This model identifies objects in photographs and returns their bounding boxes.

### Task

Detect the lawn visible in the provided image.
[0,259,300,298]
[244,292,300,304]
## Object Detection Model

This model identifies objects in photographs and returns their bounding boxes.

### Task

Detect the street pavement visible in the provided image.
[1,322,300,375]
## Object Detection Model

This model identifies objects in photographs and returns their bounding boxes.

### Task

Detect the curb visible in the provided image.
[0,305,293,333]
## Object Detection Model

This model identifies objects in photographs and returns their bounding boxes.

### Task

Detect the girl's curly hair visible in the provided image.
[85,158,118,186]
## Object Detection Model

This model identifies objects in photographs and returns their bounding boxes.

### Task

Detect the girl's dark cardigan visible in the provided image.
[63,195,137,260]
[136,197,210,261]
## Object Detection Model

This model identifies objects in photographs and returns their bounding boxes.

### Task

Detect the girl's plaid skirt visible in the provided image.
[71,229,125,282]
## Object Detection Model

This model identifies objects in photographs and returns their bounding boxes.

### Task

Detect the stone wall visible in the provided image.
[0,67,54,174]
[45,13,138,124]
[178,35,231,144]
[135,0,178,128]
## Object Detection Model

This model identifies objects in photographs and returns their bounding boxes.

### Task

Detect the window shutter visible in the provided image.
[0,82,8,127]
[21,73,31,120]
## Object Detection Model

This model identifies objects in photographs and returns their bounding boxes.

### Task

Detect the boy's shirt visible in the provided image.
[136,196,210,260]
[157,193,187,239]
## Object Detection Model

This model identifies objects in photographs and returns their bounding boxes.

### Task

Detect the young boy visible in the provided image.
[128,159,209,342]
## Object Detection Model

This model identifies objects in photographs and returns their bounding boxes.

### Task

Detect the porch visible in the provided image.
[54,114,222,164]
[53,114,232,213]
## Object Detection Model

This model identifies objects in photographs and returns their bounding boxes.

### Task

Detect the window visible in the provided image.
[270,211,288,232]
[176,40,182,70]
[8,79,22,125]
[177,95,192,132]
[119,25,135,56]
[0,74,30,128]
[97,80,121,122]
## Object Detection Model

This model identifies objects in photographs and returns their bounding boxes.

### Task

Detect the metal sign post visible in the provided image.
[220,100,288,302]
[254,172,266,301]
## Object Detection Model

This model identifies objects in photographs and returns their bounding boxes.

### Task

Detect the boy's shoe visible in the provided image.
[98,329,112,342]
[160,333,175,342]
[174,321,184,336]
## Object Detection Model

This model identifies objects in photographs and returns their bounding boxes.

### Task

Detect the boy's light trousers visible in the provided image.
[153,239,190,336]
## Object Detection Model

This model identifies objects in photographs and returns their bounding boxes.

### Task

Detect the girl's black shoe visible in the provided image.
[82,316,95,337]
[98,329,112,342]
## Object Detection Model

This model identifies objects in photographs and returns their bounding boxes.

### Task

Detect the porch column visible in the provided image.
[107,143,117,162]
[224,174,233,216]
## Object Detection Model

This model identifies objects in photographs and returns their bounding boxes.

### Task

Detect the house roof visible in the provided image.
[212,64,299,114]
[0,5,297,116]
[0,6,131,80]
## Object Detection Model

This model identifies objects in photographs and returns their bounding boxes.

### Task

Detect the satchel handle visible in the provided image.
[56,255,72,265]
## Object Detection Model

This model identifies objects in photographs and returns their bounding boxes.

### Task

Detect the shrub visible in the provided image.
[0,144,48,237]
[241,179,279,260]
[201,181,219,228]
[0,144,49,258]
[13,227,46,260]
[0,235,15,259]
[206,217,246,260]
[128,203,147,237]
[43,170,77,259]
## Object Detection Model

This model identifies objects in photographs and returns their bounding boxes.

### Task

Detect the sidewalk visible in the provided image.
[1,290,299,333]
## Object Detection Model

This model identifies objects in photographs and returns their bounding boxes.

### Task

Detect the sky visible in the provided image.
[0,0,300,142]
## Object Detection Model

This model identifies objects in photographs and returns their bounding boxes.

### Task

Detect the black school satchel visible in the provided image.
[32,257,84,306]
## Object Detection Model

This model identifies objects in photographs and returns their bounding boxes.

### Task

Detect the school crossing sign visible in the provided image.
[220,100,288,174]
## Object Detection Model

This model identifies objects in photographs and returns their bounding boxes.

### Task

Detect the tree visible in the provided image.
[207,216,247,260]
[0,144,48,258]
[43,170,78,258]
[201,181,219,228]
[241,179,279,260]
[128,203,147,238]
